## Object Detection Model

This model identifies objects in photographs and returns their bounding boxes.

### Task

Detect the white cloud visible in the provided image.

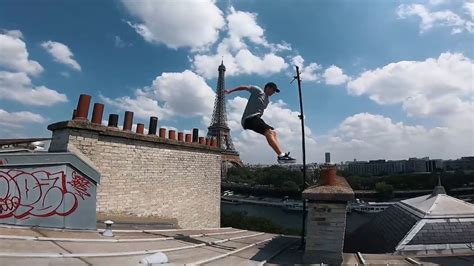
[429,0,447,6]
[0,31,68,106]
[0,32,43,75]
[0,108,48,128]
[226,7,267,51]
[451,27,463,34]
[397,4,472,34]
[0,71,68,106]
[121,0,224,49]
[122,3,290,78]
[191,7,289,79]
[291,55,321,82]
[339,53,474,162]
[150,70,215,117]
[101,94,166,119]
[402,94,472,118]
[114,35,132,48]
[101,70,215,120]
[60,71,71,78]
[193,48,288,79]
[41,41,81,71]
[234,49,288,75]
[270,41,292,53]
[323,65,350,85]
[321,113,472,162]
[347,52,473,119]
[2,29,23,39]
[465,2,474,19]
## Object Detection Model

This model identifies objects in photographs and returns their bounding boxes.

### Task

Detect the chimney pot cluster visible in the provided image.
[72,94,218,148]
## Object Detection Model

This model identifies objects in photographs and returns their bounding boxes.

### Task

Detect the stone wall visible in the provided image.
[305,202,348,264]
[48,120,222,229]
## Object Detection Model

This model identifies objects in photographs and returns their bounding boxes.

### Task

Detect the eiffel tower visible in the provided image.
[207,61,242,168]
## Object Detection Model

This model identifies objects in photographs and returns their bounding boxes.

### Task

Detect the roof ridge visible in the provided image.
[398,201,427,218]
[426,194,441,214]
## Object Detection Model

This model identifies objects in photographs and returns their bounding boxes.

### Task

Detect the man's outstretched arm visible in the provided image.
[224,86,250,94]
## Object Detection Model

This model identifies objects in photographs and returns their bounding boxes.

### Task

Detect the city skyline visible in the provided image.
[0,0,472,164]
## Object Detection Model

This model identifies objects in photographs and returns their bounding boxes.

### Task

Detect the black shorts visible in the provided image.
[243,116,274,135]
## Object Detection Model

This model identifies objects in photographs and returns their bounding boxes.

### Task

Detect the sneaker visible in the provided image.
[278,152,296,164]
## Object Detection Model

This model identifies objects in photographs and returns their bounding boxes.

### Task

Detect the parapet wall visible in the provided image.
[47,95,223,229]
[0,152,100,230]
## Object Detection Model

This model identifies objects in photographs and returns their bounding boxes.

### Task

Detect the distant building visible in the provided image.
[427,159,443,172]
[347,157,449,176]
[325,152,331,164]
[281,162,319,172]
[406,157,429,173]
[336,162,348,171]
[347,159,406,176]
[444,156,474,171]
[245,163,273,169]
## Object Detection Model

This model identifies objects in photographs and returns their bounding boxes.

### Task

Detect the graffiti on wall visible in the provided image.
[0,170,92,219]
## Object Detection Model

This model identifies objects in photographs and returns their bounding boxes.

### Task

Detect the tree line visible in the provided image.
[224,166,473,200]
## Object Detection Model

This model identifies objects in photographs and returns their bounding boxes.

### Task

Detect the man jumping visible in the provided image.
[225,82,296,164]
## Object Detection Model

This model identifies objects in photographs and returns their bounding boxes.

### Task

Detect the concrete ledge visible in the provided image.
[48,120,222,154]
[0,151,100,184]
[0,152,100,229]
[303,175,355,202]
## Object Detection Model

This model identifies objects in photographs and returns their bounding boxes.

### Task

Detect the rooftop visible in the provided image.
[346,182,474,255]
[0,138,50,146]
[400,193,474,218]
[1,222,474,265]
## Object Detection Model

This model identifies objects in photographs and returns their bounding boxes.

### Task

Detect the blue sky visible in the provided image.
[0,0,473,164]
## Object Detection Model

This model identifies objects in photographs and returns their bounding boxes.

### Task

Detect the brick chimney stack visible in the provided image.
[303,164,354,264]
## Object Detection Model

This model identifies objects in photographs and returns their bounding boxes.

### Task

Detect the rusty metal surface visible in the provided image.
[123,111,133,131]
[74,94,91,121]
[91,103,104,125]
[136,123,144,134]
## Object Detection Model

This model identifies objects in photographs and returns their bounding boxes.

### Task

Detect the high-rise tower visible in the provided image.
[207,61,242,168]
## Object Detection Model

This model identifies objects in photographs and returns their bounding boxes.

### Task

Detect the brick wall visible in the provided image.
[48,121,222,229]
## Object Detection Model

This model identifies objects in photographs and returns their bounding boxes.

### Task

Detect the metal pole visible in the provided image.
[295,66,307,248]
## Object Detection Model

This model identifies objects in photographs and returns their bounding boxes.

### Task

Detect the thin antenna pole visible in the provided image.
[295,66,307,248]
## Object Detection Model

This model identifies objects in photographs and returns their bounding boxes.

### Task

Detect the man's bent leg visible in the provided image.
[264,129,284,155]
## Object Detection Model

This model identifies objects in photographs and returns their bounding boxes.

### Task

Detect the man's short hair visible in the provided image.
[264,82,280,93]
